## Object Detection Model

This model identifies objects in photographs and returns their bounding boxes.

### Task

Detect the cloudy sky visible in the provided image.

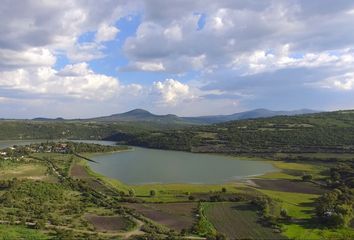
[1,0,354,118]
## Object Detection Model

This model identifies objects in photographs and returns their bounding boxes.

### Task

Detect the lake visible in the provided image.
[89,146,276,185]
[0,139,276,185]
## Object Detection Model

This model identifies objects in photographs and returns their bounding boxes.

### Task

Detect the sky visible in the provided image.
[1,0,354,118]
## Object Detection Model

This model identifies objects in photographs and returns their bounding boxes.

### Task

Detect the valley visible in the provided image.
[0,110,353,239]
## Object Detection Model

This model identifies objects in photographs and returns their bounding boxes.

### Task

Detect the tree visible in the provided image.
[280,208,291,221]
[129,189,135,197]
[35,219,46,229]
[150,190,156,197]
[302,174,313,182]
[221,187,227,193]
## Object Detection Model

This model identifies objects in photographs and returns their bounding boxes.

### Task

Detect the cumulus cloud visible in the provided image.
[0,47,56,70]
[0,63,119,100]
[152,79,194,105]
[124,0,354,74]
[0,0,132,64]
[322,73,354,90]
[2,0,354,117]
[122,0,354,100]
[66,42,105,62]
[120,61,165,72]
[95,24,120,42]
[229,45,354,75]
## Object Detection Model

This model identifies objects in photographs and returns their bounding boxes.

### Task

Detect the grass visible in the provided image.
[257,189,354,239]
[0,163,52,181]
[282,223,354,240]
[259,161,326,180]
[198,203,217,236]
[131,183,241,202]
[0,225,48,240]
[259,189,319,219]
[31,153,74,174]
[274,152,354,161]
[204,202,284,239]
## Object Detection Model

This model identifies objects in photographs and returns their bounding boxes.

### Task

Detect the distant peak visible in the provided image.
[251,108,271,112]
[126,109,151,114]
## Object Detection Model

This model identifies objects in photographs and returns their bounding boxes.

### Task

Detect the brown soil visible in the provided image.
[70,164,90,178]
[123,202,197,231]
[252,179,326,194]
[85,214,131,232]
[70,163,115,194]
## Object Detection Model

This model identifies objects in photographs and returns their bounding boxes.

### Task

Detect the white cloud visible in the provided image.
[95,24,120,42]
[322,73,354,90]
[123,0,354,84]
[66,42,105,62]
[122,83,143,96]
[152,79,193,105]
[0,63,119,100]
[0,0,131,66]
[0,47,56,69]
[2,0,354,116]
[229,45,354,78]
[138,61,165,71]
[163,24,183,41]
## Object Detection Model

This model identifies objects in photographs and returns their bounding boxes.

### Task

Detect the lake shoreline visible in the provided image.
[1,139,282,185]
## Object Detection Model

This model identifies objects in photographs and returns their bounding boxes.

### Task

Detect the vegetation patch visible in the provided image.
[0,163,49,181]
[259,189,319,219]
[131,183,239,202]
[204,202,285,239]
[0,225,48,240]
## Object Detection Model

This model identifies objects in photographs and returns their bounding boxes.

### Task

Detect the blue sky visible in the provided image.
[1,0,354,118]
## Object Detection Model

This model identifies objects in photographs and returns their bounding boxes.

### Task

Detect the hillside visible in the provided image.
[1,109,354,155]
[184,108,318,124]
[106,110,354,154]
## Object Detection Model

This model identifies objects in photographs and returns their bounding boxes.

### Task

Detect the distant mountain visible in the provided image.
[184,108,319,124]
[88,109,188,124]
[27,108,319,125]
[32,117,65,121]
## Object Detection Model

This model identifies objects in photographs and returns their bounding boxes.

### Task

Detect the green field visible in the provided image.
[0,163,50,181]
[259,189,354,239]
[204,202,284,239]
[259,189,319,219]
[0,225,48,240]
[259,161,327,180]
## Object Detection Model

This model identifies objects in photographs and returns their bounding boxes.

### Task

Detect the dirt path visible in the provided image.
[182,236,206,240]
[46,217,145,238]
[119,218,145,239]
[1,210,145,239]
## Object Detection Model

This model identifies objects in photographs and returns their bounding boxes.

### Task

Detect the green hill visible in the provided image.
[106,110,354,154]
[1,109,354,155]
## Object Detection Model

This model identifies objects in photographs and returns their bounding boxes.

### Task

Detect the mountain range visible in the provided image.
[31,108,318,124]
